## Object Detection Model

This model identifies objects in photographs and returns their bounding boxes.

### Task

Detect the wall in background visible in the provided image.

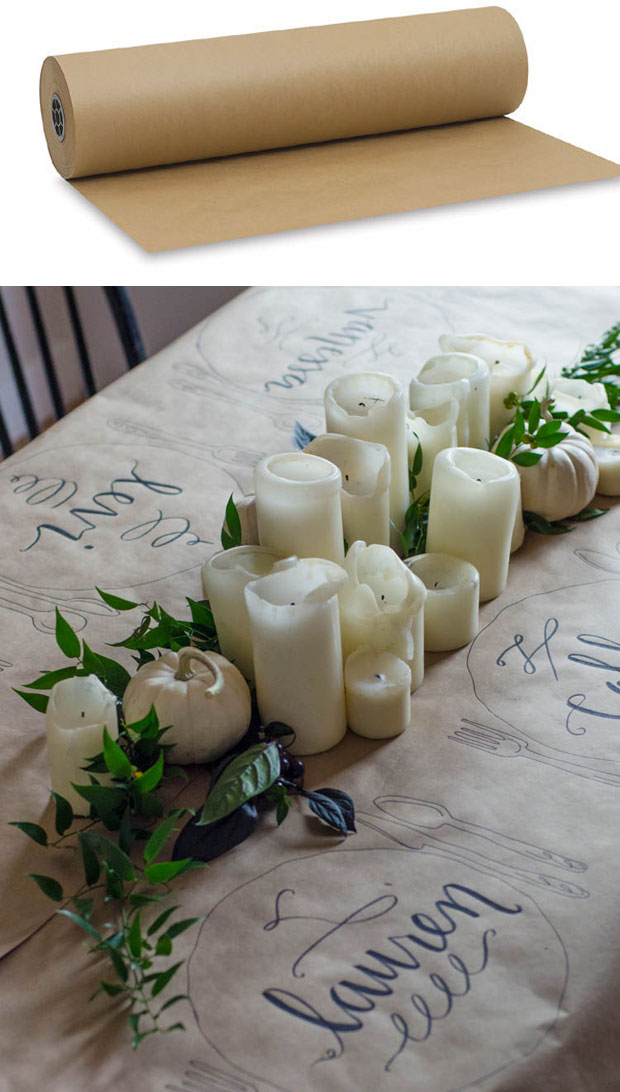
[0,287,245,451]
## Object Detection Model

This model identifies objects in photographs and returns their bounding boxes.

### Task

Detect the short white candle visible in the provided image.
[201,545,283,682]
[339,541,426,692]
[324,372,410,549]
[245,557,347,755]
[426,448,520,602]
[439,333,533,441]
[410,353,490,449]
[304,433,391,547]
[345,647,412,739]
[406,399,459,498]
[405,553,479,651]
[254,452,344,564]
[593,442,620,495]
[46,675,119,814]
[544,378,610,443]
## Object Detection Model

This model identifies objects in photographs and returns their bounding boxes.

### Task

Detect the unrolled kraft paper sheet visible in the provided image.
[3,287,620,1091]
[39,8,620,250]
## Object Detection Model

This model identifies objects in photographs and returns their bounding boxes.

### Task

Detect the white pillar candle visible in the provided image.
[339,541,426,692]
[593,441,620,495]
[304,433,391,547]
[511,505,526,552]
[406,399,459,498]
[324,372,410,548]
[439,333,533,442]
[405,553,479,651]
[545,378,610,443]
[345,647,411,739]
[426,448,520,602]
[245,557,348,755]
[410,353,490,449]
[254,452,344,564]
[46,675,119,814]
[201,545,283,683]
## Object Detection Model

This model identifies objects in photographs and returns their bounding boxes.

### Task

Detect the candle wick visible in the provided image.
[374,673,385,681]
[358,402,366,407]
[345,474,349,481]
[381,594,385,600]
[290,602,295,606]
[434,581,439,588]
[81,711,85,717]
[476,478,482,482]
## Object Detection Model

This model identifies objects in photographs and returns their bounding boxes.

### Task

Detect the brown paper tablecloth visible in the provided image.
[1,287,620,1092]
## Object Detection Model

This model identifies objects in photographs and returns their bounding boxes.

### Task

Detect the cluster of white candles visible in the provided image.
[46,333,620,801]
[199,338,538,756]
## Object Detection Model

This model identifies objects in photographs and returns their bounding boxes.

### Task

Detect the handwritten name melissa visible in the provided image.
[262,882,522,1071]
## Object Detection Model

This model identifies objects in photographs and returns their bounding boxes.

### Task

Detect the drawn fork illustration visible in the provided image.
[166,1059,258,1092]
[451,719,620,789]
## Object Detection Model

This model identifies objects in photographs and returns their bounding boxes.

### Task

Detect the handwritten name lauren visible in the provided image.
[262,881,522,1071]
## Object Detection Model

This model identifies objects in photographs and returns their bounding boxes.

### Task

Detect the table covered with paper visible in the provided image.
[1,286,620,1091]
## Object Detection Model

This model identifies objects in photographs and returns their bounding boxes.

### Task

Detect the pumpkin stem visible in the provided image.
[174,648,224,695]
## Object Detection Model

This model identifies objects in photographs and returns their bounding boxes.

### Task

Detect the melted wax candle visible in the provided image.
[410,353,490,450]
[345,648,411,739]
[46,675,119,814]
[305,433,390,547]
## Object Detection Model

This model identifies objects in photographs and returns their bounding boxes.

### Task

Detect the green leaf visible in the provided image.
[535,433,568,449]
[81,643,131,698]
[164,917,202,940]
[512,450,543,467]
[305,788,357,835]
[147,905,180,937]
[9,821,47,846]
[71,783,127,823]
[590,408,620,422]
[135,751,164,794]
[523,510,572,536]
[104,943,129,982]
[98,979,126,997]
[51,792,74,836]
[186,598,215,629]
[495,425,515,460]
[151,961,183,998]
[220,494,242,550]
[128,912,142,959]
[198,742,281,826]
[155,935,173,956]
[55,608,81,659]
[144,815,178,864]
[158,993,188,1013]
[83,832,136,881]
[23,666,80,691]
[527,400,541,432]
[95,587,141,611]
[144,859,192,885]
[29,873,63,901]
[13,689,49,713]
[78,831,101,885]
[536,418,564,437]
[571,506,609,522]
[102,728,132,779]
[58,908,102,941]
[125,706,160,738]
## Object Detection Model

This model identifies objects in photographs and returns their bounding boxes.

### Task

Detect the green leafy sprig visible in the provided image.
[220,494,242,550]
[10,708,204,1049]
[562,320,620,409]
[394,438,429,558]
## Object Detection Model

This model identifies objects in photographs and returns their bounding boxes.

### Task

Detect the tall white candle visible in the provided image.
[324,372,410,548]
[254,452,344,564]
[439,333,534,441]
[245,557,348,755]
[406,553,479,651]
[305,433,390,547]
[201,545,283,682]
[46,675,119,814]
[410,353,490,449]
[426,448,520,602]
[339,541,426,692]
[345,648,411,739]
[406,399,459,498]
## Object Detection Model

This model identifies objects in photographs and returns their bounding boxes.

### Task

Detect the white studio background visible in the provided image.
[1,0,619,286]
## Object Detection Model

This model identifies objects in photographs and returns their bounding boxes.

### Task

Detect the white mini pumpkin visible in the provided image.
[515,425,598,522]
[122,648,251,764]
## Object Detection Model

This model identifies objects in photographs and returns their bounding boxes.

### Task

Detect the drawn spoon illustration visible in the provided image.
[0,575,116,632]
[373,795,587,872]
[105,417,264,483]
[356,812,589,899]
